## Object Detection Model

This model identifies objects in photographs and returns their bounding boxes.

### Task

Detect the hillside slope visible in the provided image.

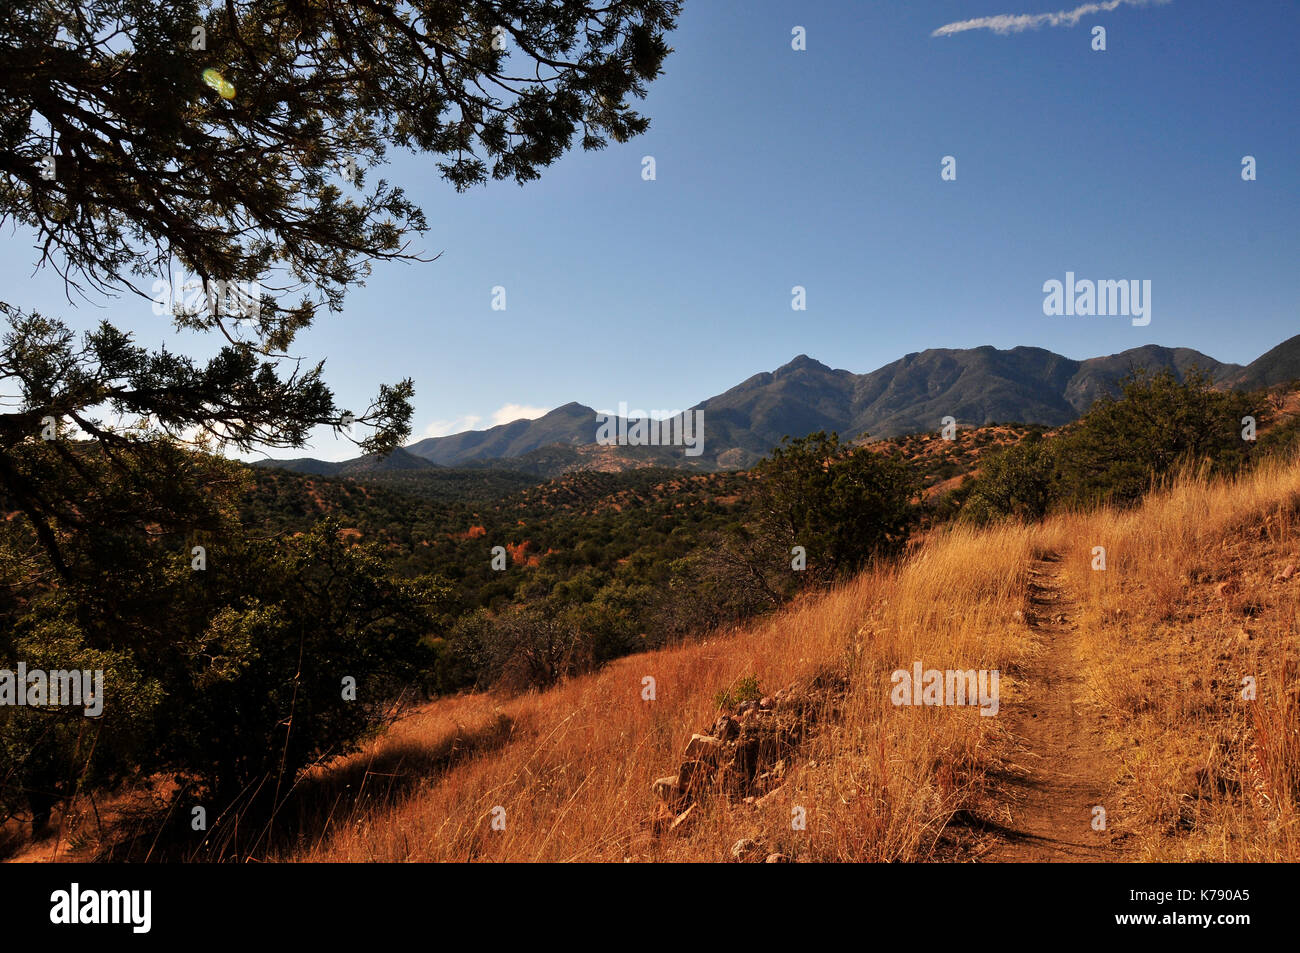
[1221,334,1300,392]
[250,455,1299,863]
[16,452,1300,863]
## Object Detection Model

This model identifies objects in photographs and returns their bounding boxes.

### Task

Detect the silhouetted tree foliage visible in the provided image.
[0,444,446,827]
[1,0,681,514]
[0,0,679,837]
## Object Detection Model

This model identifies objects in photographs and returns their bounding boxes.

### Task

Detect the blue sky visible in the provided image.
[2,0,1296,460]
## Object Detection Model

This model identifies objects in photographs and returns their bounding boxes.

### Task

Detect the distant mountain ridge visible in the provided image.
[406,402,595,465]
[269,336,1300,474]
[254,446,440,476]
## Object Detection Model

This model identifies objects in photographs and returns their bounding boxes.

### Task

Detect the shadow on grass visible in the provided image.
[93,710,520,862]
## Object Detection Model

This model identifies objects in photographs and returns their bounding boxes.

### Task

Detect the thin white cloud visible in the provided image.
[491,403,551,426]
[421,414,482,439]
[932,0,1170,37]
[419,404,550,439]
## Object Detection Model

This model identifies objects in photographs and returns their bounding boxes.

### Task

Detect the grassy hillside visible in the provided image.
[239,454,1298,862]
[9,378,1297,863]
[14,447,1300,862]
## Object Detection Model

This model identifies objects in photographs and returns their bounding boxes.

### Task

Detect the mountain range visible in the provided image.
[260,334,1300,476]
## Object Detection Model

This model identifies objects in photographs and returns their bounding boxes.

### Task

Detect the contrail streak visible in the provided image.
[933,0,1170,37]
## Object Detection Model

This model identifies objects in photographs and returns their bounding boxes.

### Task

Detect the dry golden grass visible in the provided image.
[281,454,1300,863]
[23,453,1298,863]
[280,521,1038,862]
[1048,458,1300,860]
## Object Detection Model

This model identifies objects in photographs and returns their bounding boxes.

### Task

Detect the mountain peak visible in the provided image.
[777,354,831,373]
[380,336,1298,472]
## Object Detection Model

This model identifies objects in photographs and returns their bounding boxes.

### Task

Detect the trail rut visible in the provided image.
[974,552,1126,862]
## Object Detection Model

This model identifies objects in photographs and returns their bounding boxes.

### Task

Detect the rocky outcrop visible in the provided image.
[648,672,848,856]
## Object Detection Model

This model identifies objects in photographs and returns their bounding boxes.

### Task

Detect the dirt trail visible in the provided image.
[975,552,1125,862]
